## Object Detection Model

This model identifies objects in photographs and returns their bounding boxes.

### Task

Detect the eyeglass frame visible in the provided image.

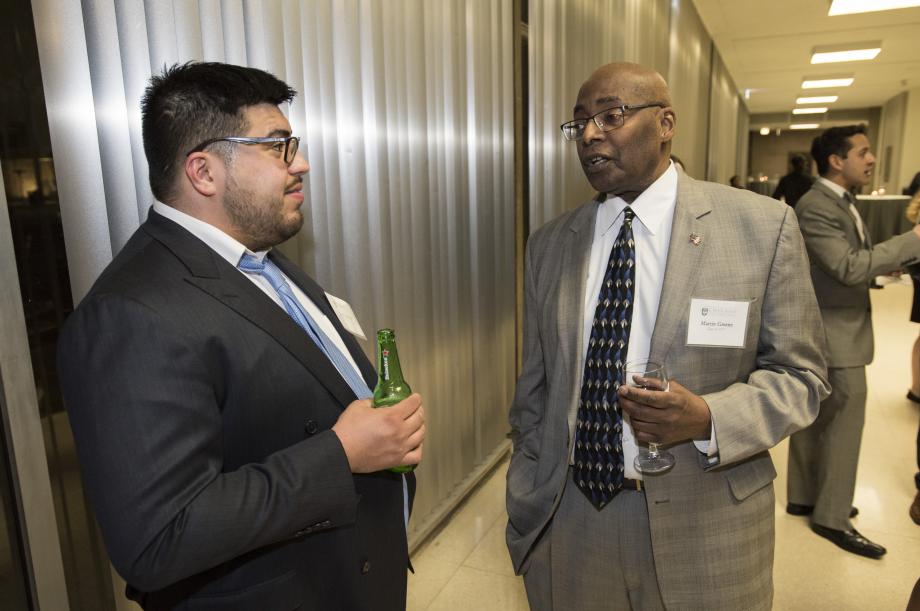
[559,103,665,141]
[186,135,301,166]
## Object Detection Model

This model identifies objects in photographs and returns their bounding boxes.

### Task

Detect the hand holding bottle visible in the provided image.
[332,394,425,474]
[372,329,419,473]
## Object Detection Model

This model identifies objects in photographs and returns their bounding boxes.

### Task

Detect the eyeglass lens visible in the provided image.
[284,137,299,165]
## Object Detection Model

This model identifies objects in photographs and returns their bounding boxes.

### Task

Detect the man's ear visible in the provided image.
[828,153,845,173]
[659,106,676,143]
[184,153,221,197]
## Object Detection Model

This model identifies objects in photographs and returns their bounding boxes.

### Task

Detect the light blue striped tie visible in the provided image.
[241,254,409,522]
[238,253,372,400]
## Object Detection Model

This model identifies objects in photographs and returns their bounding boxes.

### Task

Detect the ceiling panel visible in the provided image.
[693,0,920,115]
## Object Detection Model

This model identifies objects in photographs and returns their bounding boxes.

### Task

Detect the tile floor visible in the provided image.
[407,282,920,610]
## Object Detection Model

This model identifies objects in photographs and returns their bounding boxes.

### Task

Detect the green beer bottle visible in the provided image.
[372,329,416,473]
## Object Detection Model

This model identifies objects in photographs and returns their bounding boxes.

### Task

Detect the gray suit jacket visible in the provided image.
[58,211,412,610]
[506,174,829,610]
[796,180,920,367]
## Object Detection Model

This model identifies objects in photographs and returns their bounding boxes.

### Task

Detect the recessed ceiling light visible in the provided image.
[797,95,839,104]
[802,77,854,89]
[829,0,920,16]
[793,107,828,114]
[760,127,770,135]
[790,123,821,130]
[811,43,881,64]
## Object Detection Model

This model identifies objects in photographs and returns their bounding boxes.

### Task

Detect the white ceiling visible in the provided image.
[692,0,920,116]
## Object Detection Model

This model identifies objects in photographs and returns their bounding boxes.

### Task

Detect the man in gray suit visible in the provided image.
[506,62,829,610]
[787,124,920,559]
[57,62,425,610]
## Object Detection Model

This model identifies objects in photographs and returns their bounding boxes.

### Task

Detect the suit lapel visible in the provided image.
[557,198,601,379]
[142,212,363,408]
[812,181,851,218]
[812,181,869,247]
[270,251,377,389]
[648,175,711,363]
[811,180,845,209]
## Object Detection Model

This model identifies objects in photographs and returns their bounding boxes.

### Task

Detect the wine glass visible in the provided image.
[624,359,675,474]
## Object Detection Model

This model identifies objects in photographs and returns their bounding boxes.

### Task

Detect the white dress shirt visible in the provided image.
[578,163,716,479]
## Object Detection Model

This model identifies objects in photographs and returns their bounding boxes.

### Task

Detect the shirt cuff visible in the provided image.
[693,425,719,457]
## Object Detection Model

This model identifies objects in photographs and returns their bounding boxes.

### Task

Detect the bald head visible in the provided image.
[577,63,672,113]
[570,62,676,201]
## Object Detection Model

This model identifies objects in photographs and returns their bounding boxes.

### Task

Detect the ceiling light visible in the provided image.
[790,123,821,130]
[759,127,770,135]
[793,107,828,114]
[811,43,881,64]
[829,0,920,16]
[797,95,839,104]
[802,77,854,89]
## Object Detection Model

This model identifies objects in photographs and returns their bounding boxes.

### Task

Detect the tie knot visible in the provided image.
[623,207,635,225]
[238,253,266,273]
[843,191,856,204]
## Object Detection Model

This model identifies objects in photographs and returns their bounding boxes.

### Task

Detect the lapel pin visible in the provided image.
[689,233,702,245]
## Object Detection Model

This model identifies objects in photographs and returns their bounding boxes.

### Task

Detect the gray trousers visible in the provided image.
[787,366,866,531]
[523,472,664,611]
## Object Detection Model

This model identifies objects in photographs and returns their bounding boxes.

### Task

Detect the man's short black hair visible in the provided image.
[141,62,297,203]
[810,124,867,177]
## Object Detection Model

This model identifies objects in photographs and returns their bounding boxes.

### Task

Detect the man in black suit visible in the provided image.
[57,62,425,610]
[772,154,814,208]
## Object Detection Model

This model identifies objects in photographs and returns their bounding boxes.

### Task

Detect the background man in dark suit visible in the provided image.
[57,62,425,610]
[772,153,814,208]
[788,124,920,559]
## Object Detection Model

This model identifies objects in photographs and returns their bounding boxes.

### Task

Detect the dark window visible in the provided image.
[0,1,116,609]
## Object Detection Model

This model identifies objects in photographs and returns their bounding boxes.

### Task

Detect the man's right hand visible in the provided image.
[332,394,425,473]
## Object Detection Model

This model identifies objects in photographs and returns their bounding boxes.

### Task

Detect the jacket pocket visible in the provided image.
[725,454,777,502]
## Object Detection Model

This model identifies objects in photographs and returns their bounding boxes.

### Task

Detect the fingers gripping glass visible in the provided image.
[623,359,676,474]
[186,136,301,165]
[560,103,664,140]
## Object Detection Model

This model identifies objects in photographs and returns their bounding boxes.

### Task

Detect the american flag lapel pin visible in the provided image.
[689,233,702,245]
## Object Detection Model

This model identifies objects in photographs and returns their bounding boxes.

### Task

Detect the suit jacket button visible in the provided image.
[361,559,371,574]
[304,420,319,435]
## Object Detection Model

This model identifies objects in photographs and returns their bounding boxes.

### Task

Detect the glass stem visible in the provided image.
[647,442,660,458]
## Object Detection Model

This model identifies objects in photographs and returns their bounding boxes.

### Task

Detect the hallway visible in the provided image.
[407,281,920,610]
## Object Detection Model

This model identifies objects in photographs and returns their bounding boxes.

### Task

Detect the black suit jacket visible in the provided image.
[58,210,413,610]
[772,172,814,208]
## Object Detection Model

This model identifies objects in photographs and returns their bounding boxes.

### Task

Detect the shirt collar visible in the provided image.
[597,162,678,236]
[152,201,269,266]
[817,176,849,200]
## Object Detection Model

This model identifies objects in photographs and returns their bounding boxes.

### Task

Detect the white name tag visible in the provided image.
[325,292,367,340]
[686,298,750,348]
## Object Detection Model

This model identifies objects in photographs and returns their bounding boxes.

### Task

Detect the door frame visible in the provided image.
[0,161,70,610]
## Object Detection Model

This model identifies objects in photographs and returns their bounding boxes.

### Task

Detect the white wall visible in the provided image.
[878,91,907,192]
[898,88,920,193]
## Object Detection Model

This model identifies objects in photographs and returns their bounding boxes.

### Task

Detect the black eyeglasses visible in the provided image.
[560,103,664,141]
[186,135,301,165]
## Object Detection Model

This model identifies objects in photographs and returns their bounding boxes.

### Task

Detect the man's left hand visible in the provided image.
[617,380,712,445]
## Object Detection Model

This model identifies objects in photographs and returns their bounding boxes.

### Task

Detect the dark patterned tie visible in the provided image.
[573,207,635,509]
